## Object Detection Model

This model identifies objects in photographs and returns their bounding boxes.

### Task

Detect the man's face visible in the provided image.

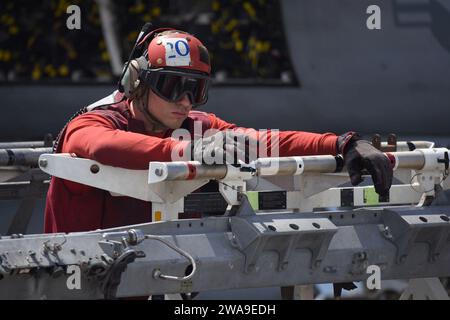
[147,89,192,129]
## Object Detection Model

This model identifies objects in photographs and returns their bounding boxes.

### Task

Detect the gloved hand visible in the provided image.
[338,132,393,196]
[191,130,252,165]
[190,129,261,165]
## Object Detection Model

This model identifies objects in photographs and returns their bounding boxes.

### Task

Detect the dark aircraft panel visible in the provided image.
[1,0,449,141]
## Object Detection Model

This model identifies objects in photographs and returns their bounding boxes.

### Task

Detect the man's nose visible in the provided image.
[178,94,193,109]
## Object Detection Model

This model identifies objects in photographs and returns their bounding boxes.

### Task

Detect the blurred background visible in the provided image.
[0,0,449,143]
[0,0,450,299]
[0,0,296,84]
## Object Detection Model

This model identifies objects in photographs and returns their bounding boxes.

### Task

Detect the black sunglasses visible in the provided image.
[139,68,210,107]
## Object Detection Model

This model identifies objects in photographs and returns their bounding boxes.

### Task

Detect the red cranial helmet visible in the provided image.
[146,30,211,75]
[134,29,211,107]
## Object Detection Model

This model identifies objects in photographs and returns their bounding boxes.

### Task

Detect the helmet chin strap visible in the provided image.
[135,89,168,133]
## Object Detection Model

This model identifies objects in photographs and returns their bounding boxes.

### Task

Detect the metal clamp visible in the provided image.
[230,214,337,273]
[381,209,450,264]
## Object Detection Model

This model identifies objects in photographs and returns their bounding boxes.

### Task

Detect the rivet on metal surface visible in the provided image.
[39,159,48,168]
[323,266,337,273]
[90,164,100,174]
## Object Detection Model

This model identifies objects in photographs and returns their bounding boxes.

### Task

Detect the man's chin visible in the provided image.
[167,121,184,130]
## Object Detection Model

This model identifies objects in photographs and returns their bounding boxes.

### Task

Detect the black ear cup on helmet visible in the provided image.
[120,56,149,98]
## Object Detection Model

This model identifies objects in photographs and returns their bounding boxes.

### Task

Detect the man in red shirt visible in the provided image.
[44,26,392,233]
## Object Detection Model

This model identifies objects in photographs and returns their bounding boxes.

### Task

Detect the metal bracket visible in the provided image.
[219,179,246,206]
[349,251,369,275]
[226,195,256,217]
[230,214,337,273]
[381,209,450,264]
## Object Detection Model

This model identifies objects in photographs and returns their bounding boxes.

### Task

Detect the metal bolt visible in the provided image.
[155,168,163,177]
[153,269,162,279]
[39,159,48,168]
[156,58,163,64]
[90,164,100,174]
[156,39,162,45]
[323,266,337,273]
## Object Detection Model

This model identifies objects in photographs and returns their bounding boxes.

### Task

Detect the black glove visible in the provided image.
[338,132,393,196]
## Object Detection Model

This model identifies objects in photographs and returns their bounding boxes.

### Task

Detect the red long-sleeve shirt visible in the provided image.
[45,99,338,233]
[62,111,337,168]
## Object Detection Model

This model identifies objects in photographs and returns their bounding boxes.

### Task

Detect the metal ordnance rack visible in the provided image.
[0,134,53,235]
[0,140,449,300]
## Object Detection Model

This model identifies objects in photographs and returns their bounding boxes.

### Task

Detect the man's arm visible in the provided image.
[62,113,188,170]
[204,113,392,195]
[207,113,338,156]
